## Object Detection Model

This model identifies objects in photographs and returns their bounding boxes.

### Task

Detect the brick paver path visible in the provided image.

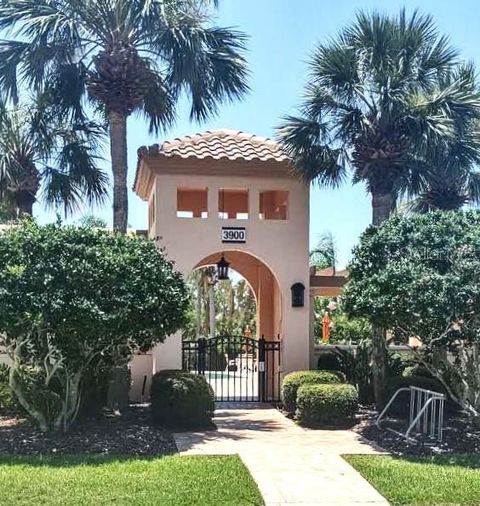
[174,404,389,506]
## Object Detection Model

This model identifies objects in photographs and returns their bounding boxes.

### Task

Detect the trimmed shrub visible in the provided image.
[296,383,359,426]
[281,370,343,413]
[151,370,214,428]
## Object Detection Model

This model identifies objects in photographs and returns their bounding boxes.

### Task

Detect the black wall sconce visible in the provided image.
[290,282,305,307]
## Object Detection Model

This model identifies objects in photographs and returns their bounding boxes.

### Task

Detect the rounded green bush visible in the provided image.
[281,370,343,413]
[151,370,214,428]
[295,383,359,426]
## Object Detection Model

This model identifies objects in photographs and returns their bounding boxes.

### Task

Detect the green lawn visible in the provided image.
[0,454,264,506]
[345,454,480,506]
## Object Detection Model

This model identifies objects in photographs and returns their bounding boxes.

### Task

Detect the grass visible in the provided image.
[0,454,264,505]
[344,454,480,506]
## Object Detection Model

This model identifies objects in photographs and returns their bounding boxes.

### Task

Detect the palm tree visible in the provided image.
[404,66,480,212]
[310,231,337,272]
[0,0,248,232]
[0,98,107,217]
[277,9,480,407]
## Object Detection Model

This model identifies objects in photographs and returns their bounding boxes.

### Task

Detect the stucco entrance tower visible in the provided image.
[133,130,310,394]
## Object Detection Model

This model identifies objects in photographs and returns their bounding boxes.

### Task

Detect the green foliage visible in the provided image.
[278,9,480,213]
[387,375,445,398]
[183,271,256,340]
[0,221,188,431]
[77,215,108,228]
[344,211,480,337]
[310,231,337,269]
[295,383,359,426]
[316,351,343,372]
[402,364,433,379]
[343,210,480,417]
[0,98,107,217]
[0,364,15,411]
[318,343,408,404]
[151,370,214,428]
[281,370,344,413]
[313,297,371,344]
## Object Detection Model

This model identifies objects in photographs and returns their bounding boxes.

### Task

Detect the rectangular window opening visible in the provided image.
[259,190,289,220]
[218,188,249,220]
[177,187,208,219]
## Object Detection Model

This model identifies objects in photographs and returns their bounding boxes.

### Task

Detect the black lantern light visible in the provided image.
[216,255,230,280]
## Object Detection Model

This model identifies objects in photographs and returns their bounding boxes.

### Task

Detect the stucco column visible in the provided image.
[309,293,316,369]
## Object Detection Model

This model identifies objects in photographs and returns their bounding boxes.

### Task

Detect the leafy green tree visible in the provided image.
[0,221,188,431]
[278,9,480,406]
[343,210,480,422]
[0,98,107,217]
[0,0,249,231]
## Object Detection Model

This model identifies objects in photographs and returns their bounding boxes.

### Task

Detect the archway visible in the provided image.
[182,250,282,401]
[193,250,283,340]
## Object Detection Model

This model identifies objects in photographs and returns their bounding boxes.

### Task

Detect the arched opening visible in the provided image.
[183,265,257,341]
[182,250,283,401]
[192,250,283,340]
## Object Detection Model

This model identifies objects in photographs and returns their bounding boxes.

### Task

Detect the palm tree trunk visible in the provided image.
[371,189,395,408]
[208,282,216,339]
[109,111,128,233]
[15,191,35,216]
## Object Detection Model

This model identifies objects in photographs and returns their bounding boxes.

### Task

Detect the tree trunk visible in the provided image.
[208,282,216,339]
[109,111,129,233]
[371,189,395,408]
[14,190,35,217]
[371,191,394,226]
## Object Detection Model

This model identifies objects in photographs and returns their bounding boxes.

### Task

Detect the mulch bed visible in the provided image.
[354,406,480,456]
[0,404,177,457]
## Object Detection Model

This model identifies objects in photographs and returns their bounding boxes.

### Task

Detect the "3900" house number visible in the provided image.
[221,227,246,243]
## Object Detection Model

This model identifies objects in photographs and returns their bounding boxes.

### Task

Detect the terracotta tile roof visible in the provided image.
[146,129,289,162]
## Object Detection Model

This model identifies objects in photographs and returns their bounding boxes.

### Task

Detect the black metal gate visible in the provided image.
[182,335,281,402]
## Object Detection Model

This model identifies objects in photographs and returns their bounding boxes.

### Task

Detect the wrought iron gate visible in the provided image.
[182,335,281,402]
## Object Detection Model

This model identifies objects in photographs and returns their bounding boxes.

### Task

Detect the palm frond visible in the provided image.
[277,115,348,186]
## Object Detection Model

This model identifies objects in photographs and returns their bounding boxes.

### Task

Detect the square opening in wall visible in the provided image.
[259,190,288,220]
[177,187,208,219]
[218,189,249,220]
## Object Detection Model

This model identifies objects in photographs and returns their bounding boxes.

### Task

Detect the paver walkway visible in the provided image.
[174,404,389,506]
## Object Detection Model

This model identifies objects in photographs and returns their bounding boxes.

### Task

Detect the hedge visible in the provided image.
[296,383,359,426]
[281,370,344,413]
[151,370,214,428]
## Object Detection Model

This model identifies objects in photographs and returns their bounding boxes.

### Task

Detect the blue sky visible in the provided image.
[35,0,480,268]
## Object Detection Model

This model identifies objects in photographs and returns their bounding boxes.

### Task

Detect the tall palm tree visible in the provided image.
[0,98,107,217]
[310,231,337,272]
[404,65,480,212]
[277,9,480,407]
[0,0,249,232]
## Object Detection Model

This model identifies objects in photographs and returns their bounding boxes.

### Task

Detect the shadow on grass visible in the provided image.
[346,453,480,470]
[391,453,480,469]
[0,452,207,469]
